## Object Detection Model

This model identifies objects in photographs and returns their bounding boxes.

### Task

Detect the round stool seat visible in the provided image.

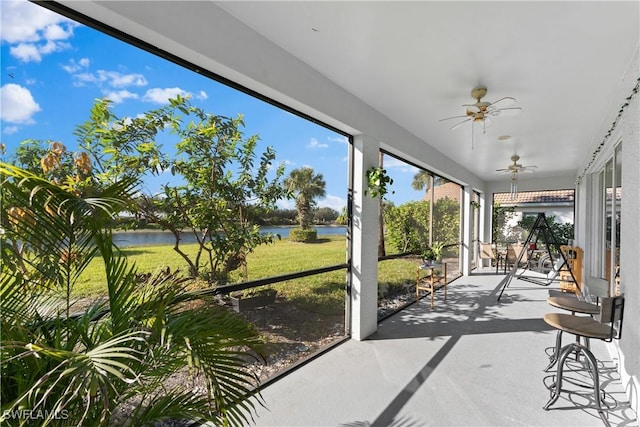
[547,297,599,314]
[543,313,612,340]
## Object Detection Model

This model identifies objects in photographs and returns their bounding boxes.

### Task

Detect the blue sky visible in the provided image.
[1,0,425,212]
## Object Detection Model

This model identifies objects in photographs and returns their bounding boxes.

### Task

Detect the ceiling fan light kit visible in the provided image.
[496,154,538,199]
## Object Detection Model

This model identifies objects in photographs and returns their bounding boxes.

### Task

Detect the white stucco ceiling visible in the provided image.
[214,1,639,182]
[55,1,639,186]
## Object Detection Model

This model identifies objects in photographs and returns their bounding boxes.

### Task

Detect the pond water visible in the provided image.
[112,226,347,247]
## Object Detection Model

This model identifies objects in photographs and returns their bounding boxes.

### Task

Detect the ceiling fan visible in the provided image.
[496,154,537,199]
[496,154,537,174]
[439,87,522,147]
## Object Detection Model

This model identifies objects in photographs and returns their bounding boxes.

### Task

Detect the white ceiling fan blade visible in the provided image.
[450,118,472,131]
[439,114,468,122]
[494,107,523,116]
[488,97,516,109]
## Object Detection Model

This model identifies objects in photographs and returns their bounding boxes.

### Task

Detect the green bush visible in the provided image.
[0,165,265,426]
[289,227,318,242]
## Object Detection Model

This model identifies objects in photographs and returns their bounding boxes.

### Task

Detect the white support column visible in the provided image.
[350,134,380,340]
[479,192,487,242]
[461,186,472,276]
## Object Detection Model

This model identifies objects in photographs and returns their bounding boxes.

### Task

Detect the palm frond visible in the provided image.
[126,389,214,426]
[4,331,147,426]
[158,305,265,423]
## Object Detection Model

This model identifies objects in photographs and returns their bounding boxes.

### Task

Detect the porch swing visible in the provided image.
[497,213,577,301]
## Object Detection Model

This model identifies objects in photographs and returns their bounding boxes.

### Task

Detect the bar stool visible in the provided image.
[543,295,625,426]
[544,296,600,372]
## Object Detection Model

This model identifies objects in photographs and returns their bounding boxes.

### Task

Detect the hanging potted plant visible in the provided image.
[365,166,394,199]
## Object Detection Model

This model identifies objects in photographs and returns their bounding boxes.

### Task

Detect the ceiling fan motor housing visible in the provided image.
[471,87,488,101]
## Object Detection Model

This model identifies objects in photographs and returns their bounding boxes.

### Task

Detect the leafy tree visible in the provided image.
[517,214,574,245]
[383,198,460,255]
[492,203,515,244]
[336,207,348,225]
[72,96,288,282]
[284,167,326,230]
[432,197,460,246]
[383,201,431,253]
[314,207,339,223]
[410,170,448,246]
[1,164,264,426]
[255,208,297,225]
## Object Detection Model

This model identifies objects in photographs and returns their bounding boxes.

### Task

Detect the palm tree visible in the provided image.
[412,170,448,193]
[285,167,326,229]
[0,163,265,426]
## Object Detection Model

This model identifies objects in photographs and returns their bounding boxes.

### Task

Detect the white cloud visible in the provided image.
[1,0,78,62]
[62,58,90,73]
[0,83,41,124]
[143,87,189,104]
[97,70,147,88]
[69,69,148,92]
[328,135,348,144]
[384,157,420,173]
[318,194,347,212]
[10,43,41,62]
[195,90,208,100]
[71,72,98,87]
[276,198,296,210]
[1,0,73,43]
[103,90,139,104]
[9,40,71,63]
[43,23,74,41]
[307,137,328,149]
[2,125,19,135]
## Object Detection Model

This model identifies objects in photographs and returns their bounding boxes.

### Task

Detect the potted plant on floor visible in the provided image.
[421,241,444,267]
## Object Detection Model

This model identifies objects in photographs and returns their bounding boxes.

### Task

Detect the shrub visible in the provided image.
[0,164,265,426]
[289,227,317,242]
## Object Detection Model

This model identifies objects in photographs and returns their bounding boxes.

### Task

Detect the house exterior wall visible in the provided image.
[614,77,639,416]
[575,60,639,415]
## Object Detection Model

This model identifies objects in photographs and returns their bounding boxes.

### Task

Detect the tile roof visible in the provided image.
[493,189,574,205]
[423,182,462,202]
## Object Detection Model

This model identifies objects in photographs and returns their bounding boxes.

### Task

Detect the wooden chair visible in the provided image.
[478,242,499,274]
[504,242,532,272]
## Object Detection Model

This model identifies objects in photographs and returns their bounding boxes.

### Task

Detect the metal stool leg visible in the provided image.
[544,329,563,372]
[544,342,610,427]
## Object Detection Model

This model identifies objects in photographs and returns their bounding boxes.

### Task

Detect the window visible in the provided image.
[375,152,463,317]
[2,0,351,382]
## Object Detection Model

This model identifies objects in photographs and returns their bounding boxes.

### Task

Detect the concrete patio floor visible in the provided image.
[249,270,638,426]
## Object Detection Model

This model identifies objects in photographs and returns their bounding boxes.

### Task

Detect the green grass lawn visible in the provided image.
[75,235,347,297]
[74,234,417,309]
